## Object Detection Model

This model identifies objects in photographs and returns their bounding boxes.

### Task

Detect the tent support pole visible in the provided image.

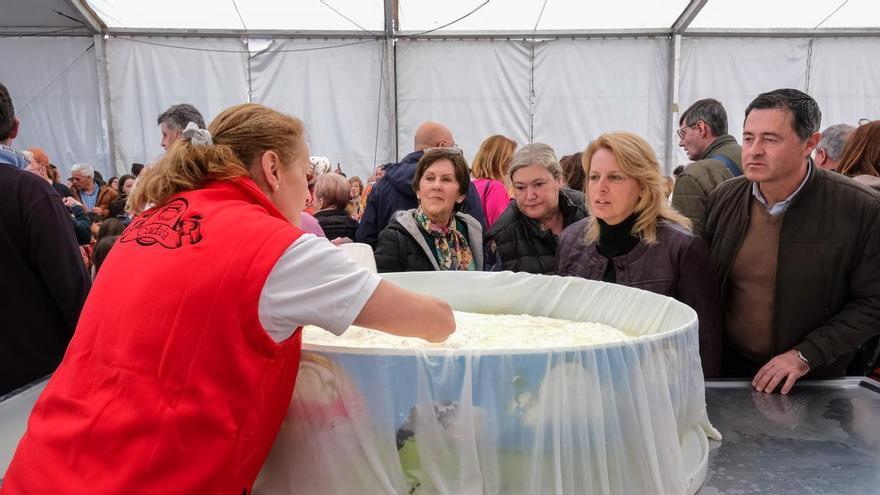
[93,34,118,175]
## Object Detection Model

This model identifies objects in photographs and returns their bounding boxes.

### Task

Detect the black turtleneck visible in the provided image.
[596,213,640,283]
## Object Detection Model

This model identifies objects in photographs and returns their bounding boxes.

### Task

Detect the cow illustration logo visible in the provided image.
[120,198,203,249]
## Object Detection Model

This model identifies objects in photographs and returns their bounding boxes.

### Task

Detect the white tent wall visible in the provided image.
[675,37,810,169]
[106,36,249,173]
[809,37,880,130]
[249,39,396,180]
[395,39,532,165]
[5,33,880,181]
[532,37,670,165]
[0,36,107,179]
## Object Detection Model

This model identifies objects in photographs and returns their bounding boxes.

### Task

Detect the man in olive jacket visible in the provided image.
[672,98,742,236]
[704,89,880,395]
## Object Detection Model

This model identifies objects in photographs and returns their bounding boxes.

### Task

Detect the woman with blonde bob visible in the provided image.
[471,134,516,227]
[3,104,454,494]
[557,131,721,377]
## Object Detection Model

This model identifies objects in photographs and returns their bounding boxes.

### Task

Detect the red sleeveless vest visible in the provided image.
[3,178,304,494]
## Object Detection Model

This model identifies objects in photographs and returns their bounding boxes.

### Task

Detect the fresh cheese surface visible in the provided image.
[302,311,633,350]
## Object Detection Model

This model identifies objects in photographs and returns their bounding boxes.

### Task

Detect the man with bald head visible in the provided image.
[356,121,487,247]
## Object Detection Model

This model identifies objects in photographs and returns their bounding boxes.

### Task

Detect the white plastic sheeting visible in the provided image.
[5,35,880,180]
[398,0,689,31]
[86,0,384,31]
[255,271,719,495]
[396,39,532,163]
[106,36,249,172]
[533,37,670,163]
[249,39,396,176]
[675,37,810,168]
[809,37,880,129]
[0,37,107,178]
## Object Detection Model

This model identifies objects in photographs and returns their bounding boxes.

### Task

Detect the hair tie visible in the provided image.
[182,122,213,146]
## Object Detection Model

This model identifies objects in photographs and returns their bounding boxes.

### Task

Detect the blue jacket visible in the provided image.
[356,150,487,247]
[0,144,30,170]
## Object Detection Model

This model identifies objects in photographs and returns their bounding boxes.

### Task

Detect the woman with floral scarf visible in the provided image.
[374,148,483,272]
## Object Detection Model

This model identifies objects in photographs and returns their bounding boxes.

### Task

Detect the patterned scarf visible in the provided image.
[414,208,474,271]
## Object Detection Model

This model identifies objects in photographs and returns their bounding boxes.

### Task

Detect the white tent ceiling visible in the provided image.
[3,1,879,34]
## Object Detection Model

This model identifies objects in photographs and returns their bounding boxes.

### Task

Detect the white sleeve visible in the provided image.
[259,234,382,342]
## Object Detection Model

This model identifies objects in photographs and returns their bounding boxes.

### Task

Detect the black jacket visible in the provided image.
[375,209,483,272]
[313,208,358,241]
[0,164,91,394]
[486,188,587,274]
[356,151,487,247]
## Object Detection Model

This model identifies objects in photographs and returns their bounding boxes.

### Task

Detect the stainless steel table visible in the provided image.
[699,378,880,494]
[3,378,879,492]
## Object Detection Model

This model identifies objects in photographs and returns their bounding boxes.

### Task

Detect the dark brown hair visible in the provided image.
[412,149,471,198]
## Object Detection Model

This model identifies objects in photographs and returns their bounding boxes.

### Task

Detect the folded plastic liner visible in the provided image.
[254,271,720,495]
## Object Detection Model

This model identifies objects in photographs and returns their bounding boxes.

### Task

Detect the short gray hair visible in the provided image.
[817,123,855,162]
[70,162,94,178]
[680,98,728,136]
[157,103,206,132]
[508,143,562,182]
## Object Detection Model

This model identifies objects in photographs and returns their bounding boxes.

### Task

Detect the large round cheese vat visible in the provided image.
[255,271,719,494]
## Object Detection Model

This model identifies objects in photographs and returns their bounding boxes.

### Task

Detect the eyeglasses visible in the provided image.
[676,122,699,139]
[423,146,463,155]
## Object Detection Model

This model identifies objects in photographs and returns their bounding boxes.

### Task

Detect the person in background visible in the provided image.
[813,123,855,172]
[471,134,516,228]
[69,162,118,218]
[356,121,486,247]
[47,163,73,198]
[91,235,119,280]
[486,143,586,274]
[0,81,90,395]
[560,151,586,193]
[157,103,205,151]
[348,175,365,219]
[704,89,880,394]
[3,103,454,494]
[131,162,144,177]
[557,132,721,377]
[672,98,743,236]
[375,148,483,272]
[837,120,880,193]
[109,174,136,221]
[62,196,95,246]
[107,176,119,193]
[313,173,359,241]
[358,164,384,216]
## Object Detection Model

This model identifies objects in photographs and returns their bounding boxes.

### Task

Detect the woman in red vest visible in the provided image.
[2,104,454,495]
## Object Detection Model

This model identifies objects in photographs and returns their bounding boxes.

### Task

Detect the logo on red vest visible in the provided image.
[120,198,203,249]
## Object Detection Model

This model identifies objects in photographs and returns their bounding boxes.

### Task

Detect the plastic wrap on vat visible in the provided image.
[254,271,720,495]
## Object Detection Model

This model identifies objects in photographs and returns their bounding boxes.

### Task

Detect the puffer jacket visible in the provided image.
[486,188,586,275]
[355,151,487,247]
[704,165,880,377]
[557,217,722,377]
[313,208,359,241]
[671,135,742,237]
[374,209,483,272]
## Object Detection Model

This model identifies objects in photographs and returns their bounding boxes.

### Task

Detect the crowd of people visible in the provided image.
[2,79,880,491]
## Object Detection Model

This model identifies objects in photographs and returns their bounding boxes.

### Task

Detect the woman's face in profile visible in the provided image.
[273,146,312,226]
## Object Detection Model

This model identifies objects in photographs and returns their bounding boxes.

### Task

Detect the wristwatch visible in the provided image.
[795,350,810,367]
